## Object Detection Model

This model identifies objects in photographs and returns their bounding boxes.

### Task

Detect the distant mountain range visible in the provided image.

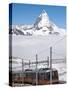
[9,10,65,36]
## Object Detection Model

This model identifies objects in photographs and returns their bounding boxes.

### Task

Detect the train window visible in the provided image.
[54,71,58,79]
[16,73,20,77]
[46,72,50,80]
[45,71,58,80]
[30,73,35,79]
[52,71,55,80]
[38,73,45,80]
[26,72,34,78]
[44,73,47,80]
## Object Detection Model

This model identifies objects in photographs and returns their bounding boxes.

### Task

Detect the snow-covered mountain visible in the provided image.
[9,10,65,36]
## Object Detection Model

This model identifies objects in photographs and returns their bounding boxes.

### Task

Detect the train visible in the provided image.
[11,68,59,85]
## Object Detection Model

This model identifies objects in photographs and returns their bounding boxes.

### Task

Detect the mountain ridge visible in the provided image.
[9,10,66,36]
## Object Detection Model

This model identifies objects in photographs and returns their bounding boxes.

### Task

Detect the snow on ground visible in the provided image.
[9,35,66,81]
[52,62,66,81]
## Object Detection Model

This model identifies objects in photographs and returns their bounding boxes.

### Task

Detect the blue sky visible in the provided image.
[10,3,66,29]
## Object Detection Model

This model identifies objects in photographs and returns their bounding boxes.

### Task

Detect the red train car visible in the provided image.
[12,68,59,85]
[24,68,59,85]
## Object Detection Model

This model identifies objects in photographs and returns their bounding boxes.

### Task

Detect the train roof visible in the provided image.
[39,68,57,71]
[12,68,57,74]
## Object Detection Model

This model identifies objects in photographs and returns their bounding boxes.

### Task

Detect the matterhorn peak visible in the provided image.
[34,9,50,29]
[39,9,48,18]
[10,9,65,36]
[42,9,46,13]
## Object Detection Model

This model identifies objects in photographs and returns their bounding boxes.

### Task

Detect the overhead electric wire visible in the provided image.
[10,35,66,64]
[52,51,65,57]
